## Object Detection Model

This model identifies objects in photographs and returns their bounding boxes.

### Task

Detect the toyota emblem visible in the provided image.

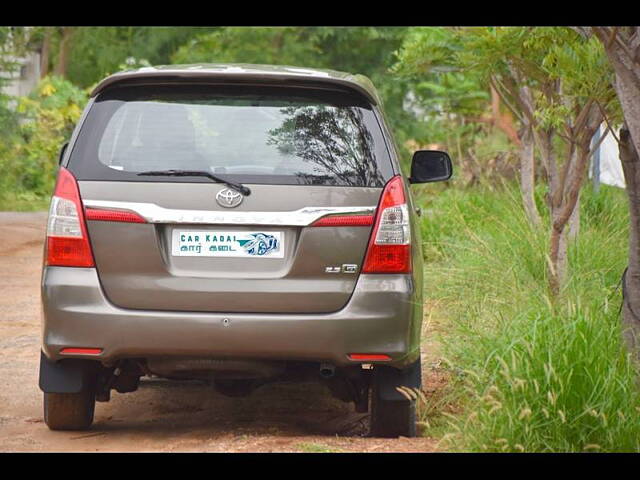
[216,188,244,208]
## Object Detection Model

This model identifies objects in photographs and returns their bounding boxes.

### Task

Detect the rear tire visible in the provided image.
[44,390,95,431]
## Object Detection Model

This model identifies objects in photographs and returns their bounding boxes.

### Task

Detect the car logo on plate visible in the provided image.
[238,233,280,256]
[216,188,243,208]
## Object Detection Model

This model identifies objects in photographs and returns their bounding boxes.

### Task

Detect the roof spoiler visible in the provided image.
[90,66,381,106]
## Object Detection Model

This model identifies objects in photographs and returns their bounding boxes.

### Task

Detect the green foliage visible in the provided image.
[392,27,462,76]
[393,27,494,116]
[171,26,409,78]
[0,27,36,146]
[418,184,640,452]
[0,91,19,141]
[172,27,321,67]
[0,191,51,211]
[0,76,88,207]
[394,26,620,144]
[541,35,622,125]
[392,27,492,170]
[66,27,218,87]
[412,74,489,118]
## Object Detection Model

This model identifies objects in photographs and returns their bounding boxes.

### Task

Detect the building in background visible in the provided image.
[0,50,41,98]
[591,124,625,190]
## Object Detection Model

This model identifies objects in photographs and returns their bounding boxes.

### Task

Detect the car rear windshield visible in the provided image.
[67,84,394,187]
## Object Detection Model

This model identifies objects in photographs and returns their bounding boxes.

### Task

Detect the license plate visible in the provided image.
[171,230,284,258]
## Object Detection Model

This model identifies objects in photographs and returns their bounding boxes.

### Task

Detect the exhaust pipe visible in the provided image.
[319,363,335,378]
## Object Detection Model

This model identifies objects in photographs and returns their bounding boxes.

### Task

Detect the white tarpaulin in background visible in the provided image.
[591,124,626,189]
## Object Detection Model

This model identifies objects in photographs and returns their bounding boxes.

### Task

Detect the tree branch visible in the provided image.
[596,100,621,144]
[589,121,612,157]
[607,27,619,49]
[490,75,526,125]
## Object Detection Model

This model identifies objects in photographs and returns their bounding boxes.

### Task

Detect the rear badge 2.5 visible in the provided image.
[325,264,358,273]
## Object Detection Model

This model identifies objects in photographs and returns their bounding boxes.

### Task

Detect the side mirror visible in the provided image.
[409,150,453,184]
[58,142,69,165]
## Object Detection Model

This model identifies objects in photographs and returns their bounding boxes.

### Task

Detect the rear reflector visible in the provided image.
[348,354,392,361]
[46,167,95,268]
[311,214,374,227]
[85,208,147,224]
[60,347,103,355]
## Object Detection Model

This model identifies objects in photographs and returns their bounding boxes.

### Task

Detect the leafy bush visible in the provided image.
[0,76,87,208]
[418,183,640,451]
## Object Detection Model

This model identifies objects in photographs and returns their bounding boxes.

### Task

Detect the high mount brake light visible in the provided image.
[46,167,95,267]
[361,175,411,274]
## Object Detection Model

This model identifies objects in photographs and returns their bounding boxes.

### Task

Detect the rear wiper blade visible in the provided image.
[136,170,251,196]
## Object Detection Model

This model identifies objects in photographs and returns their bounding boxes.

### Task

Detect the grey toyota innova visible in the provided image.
[39,64,452,437]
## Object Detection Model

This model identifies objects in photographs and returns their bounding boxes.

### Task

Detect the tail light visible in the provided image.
[362,175,411,274]
[46,167,95,267]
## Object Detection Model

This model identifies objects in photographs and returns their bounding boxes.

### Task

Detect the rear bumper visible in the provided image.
[41,267,422,368]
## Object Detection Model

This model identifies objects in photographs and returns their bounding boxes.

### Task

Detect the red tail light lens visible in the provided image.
[348,354,392,361]
[361,175,412,274]
[60,347,102,355]
[85,208,146,224]
[46,167,95,267]
[311,214,374,227]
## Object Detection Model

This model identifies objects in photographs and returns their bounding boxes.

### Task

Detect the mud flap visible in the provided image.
[374,358,422,402]
[38,351,97,393]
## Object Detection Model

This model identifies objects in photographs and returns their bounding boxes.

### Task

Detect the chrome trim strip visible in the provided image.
[83,200,376,226]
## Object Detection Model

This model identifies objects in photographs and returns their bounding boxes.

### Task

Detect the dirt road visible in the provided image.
[0,212,439,452]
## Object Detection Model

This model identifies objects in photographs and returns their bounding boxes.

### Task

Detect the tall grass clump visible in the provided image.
[418,182,640,452]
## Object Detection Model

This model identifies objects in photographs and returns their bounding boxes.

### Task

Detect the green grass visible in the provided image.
[0,190,50,211]
[295,442,343,453]
[418,182,640,452]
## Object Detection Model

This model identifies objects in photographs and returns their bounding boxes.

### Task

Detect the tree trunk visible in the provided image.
[535,127,557,195]
[593,28,640,159]
[546,105,602,295]
[519,124,541,226]
[549,201,577,296]
[39,27,51,78]
[619,126,640,360]
[53,27,74,78]
[549,222,568,296]
[568,192,580,241]
[566,146,582,242]
[591,28,640,361]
